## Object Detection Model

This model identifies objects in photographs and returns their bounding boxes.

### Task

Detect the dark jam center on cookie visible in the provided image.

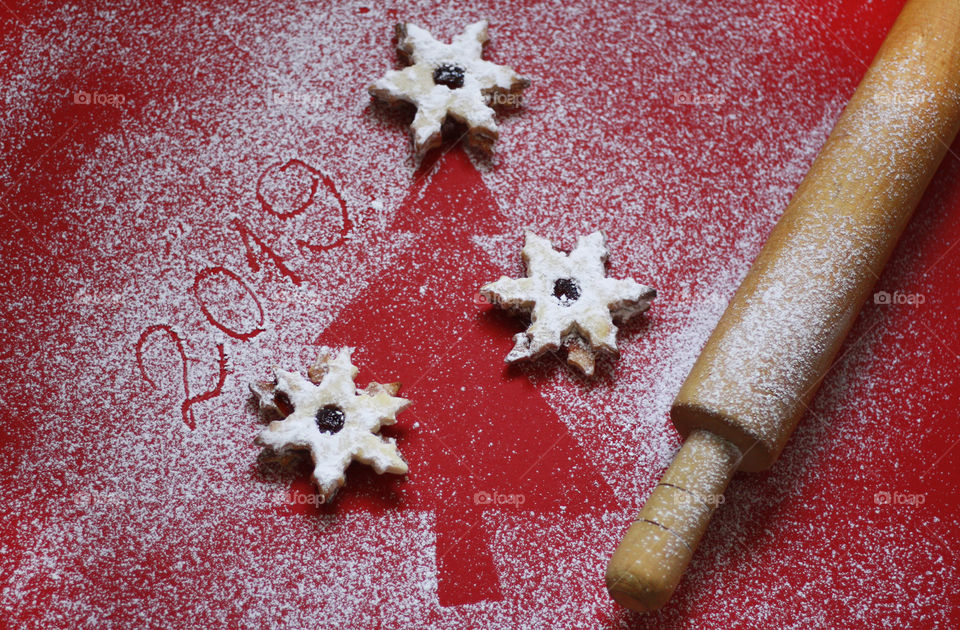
[315,404,346,434]
[553,278,582,305]
[432,63,465,89]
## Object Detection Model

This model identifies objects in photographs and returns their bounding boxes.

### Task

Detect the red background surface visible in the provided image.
[2,0,959,628]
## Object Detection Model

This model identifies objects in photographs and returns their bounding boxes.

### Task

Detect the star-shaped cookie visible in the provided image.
[369,19,530,157]
[252,347,410,501]
[481,231,656,376]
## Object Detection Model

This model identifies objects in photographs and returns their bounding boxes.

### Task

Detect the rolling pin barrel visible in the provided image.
[608,0,960,612]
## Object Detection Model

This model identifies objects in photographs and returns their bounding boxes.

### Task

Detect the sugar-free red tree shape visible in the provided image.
[307,148,621,606]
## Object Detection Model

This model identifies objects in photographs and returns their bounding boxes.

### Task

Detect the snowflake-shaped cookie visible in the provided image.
[368,19,530,157]
[480,231,656,376]
[251,347,410,501]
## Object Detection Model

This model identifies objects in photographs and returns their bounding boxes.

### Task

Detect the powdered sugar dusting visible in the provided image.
[2,0,958,628]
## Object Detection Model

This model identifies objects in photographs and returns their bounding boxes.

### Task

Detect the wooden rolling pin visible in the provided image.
[607,0,960,612]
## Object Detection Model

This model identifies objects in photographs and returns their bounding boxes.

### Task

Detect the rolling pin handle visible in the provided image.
[605,430,742,611]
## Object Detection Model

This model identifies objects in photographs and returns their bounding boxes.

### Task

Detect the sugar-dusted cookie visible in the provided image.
[369,19,530,157]
[481,231,656,376]
[252,347,410,501]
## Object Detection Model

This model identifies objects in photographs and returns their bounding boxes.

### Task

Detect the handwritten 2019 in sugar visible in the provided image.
[135,159,353,429]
